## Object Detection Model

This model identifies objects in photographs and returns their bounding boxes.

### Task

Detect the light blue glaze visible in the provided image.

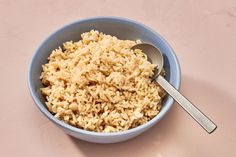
[28,17,181,143]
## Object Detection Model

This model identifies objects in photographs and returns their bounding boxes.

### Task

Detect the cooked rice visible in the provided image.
[40,30,165,132]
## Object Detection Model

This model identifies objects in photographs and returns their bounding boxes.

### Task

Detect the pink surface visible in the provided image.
[1,0,236,156]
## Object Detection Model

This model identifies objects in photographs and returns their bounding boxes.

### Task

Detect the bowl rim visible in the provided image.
[28,16,181,137]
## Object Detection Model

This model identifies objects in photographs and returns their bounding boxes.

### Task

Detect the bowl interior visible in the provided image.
[29,17,180,135]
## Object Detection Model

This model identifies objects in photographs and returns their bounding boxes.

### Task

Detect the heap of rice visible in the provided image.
[40,30,165,132]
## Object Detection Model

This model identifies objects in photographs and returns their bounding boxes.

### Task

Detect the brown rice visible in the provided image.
[40,30,165,132]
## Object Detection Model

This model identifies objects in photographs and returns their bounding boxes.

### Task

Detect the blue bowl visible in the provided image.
[28,17,181,143]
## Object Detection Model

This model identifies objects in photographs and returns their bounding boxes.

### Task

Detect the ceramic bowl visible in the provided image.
[28,17,181,143]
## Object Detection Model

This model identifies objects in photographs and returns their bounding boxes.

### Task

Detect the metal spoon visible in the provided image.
[131,43,217,134]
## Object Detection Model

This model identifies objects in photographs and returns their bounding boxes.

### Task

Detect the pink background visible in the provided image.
[1,0,236,156]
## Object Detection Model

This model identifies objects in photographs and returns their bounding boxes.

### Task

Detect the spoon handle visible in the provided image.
[155,75,217,134]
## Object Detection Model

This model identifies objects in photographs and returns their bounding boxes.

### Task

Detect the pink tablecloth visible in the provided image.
[1,0,236,156]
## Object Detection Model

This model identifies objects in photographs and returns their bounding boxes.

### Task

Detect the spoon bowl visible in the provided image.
[131,43,163,78]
